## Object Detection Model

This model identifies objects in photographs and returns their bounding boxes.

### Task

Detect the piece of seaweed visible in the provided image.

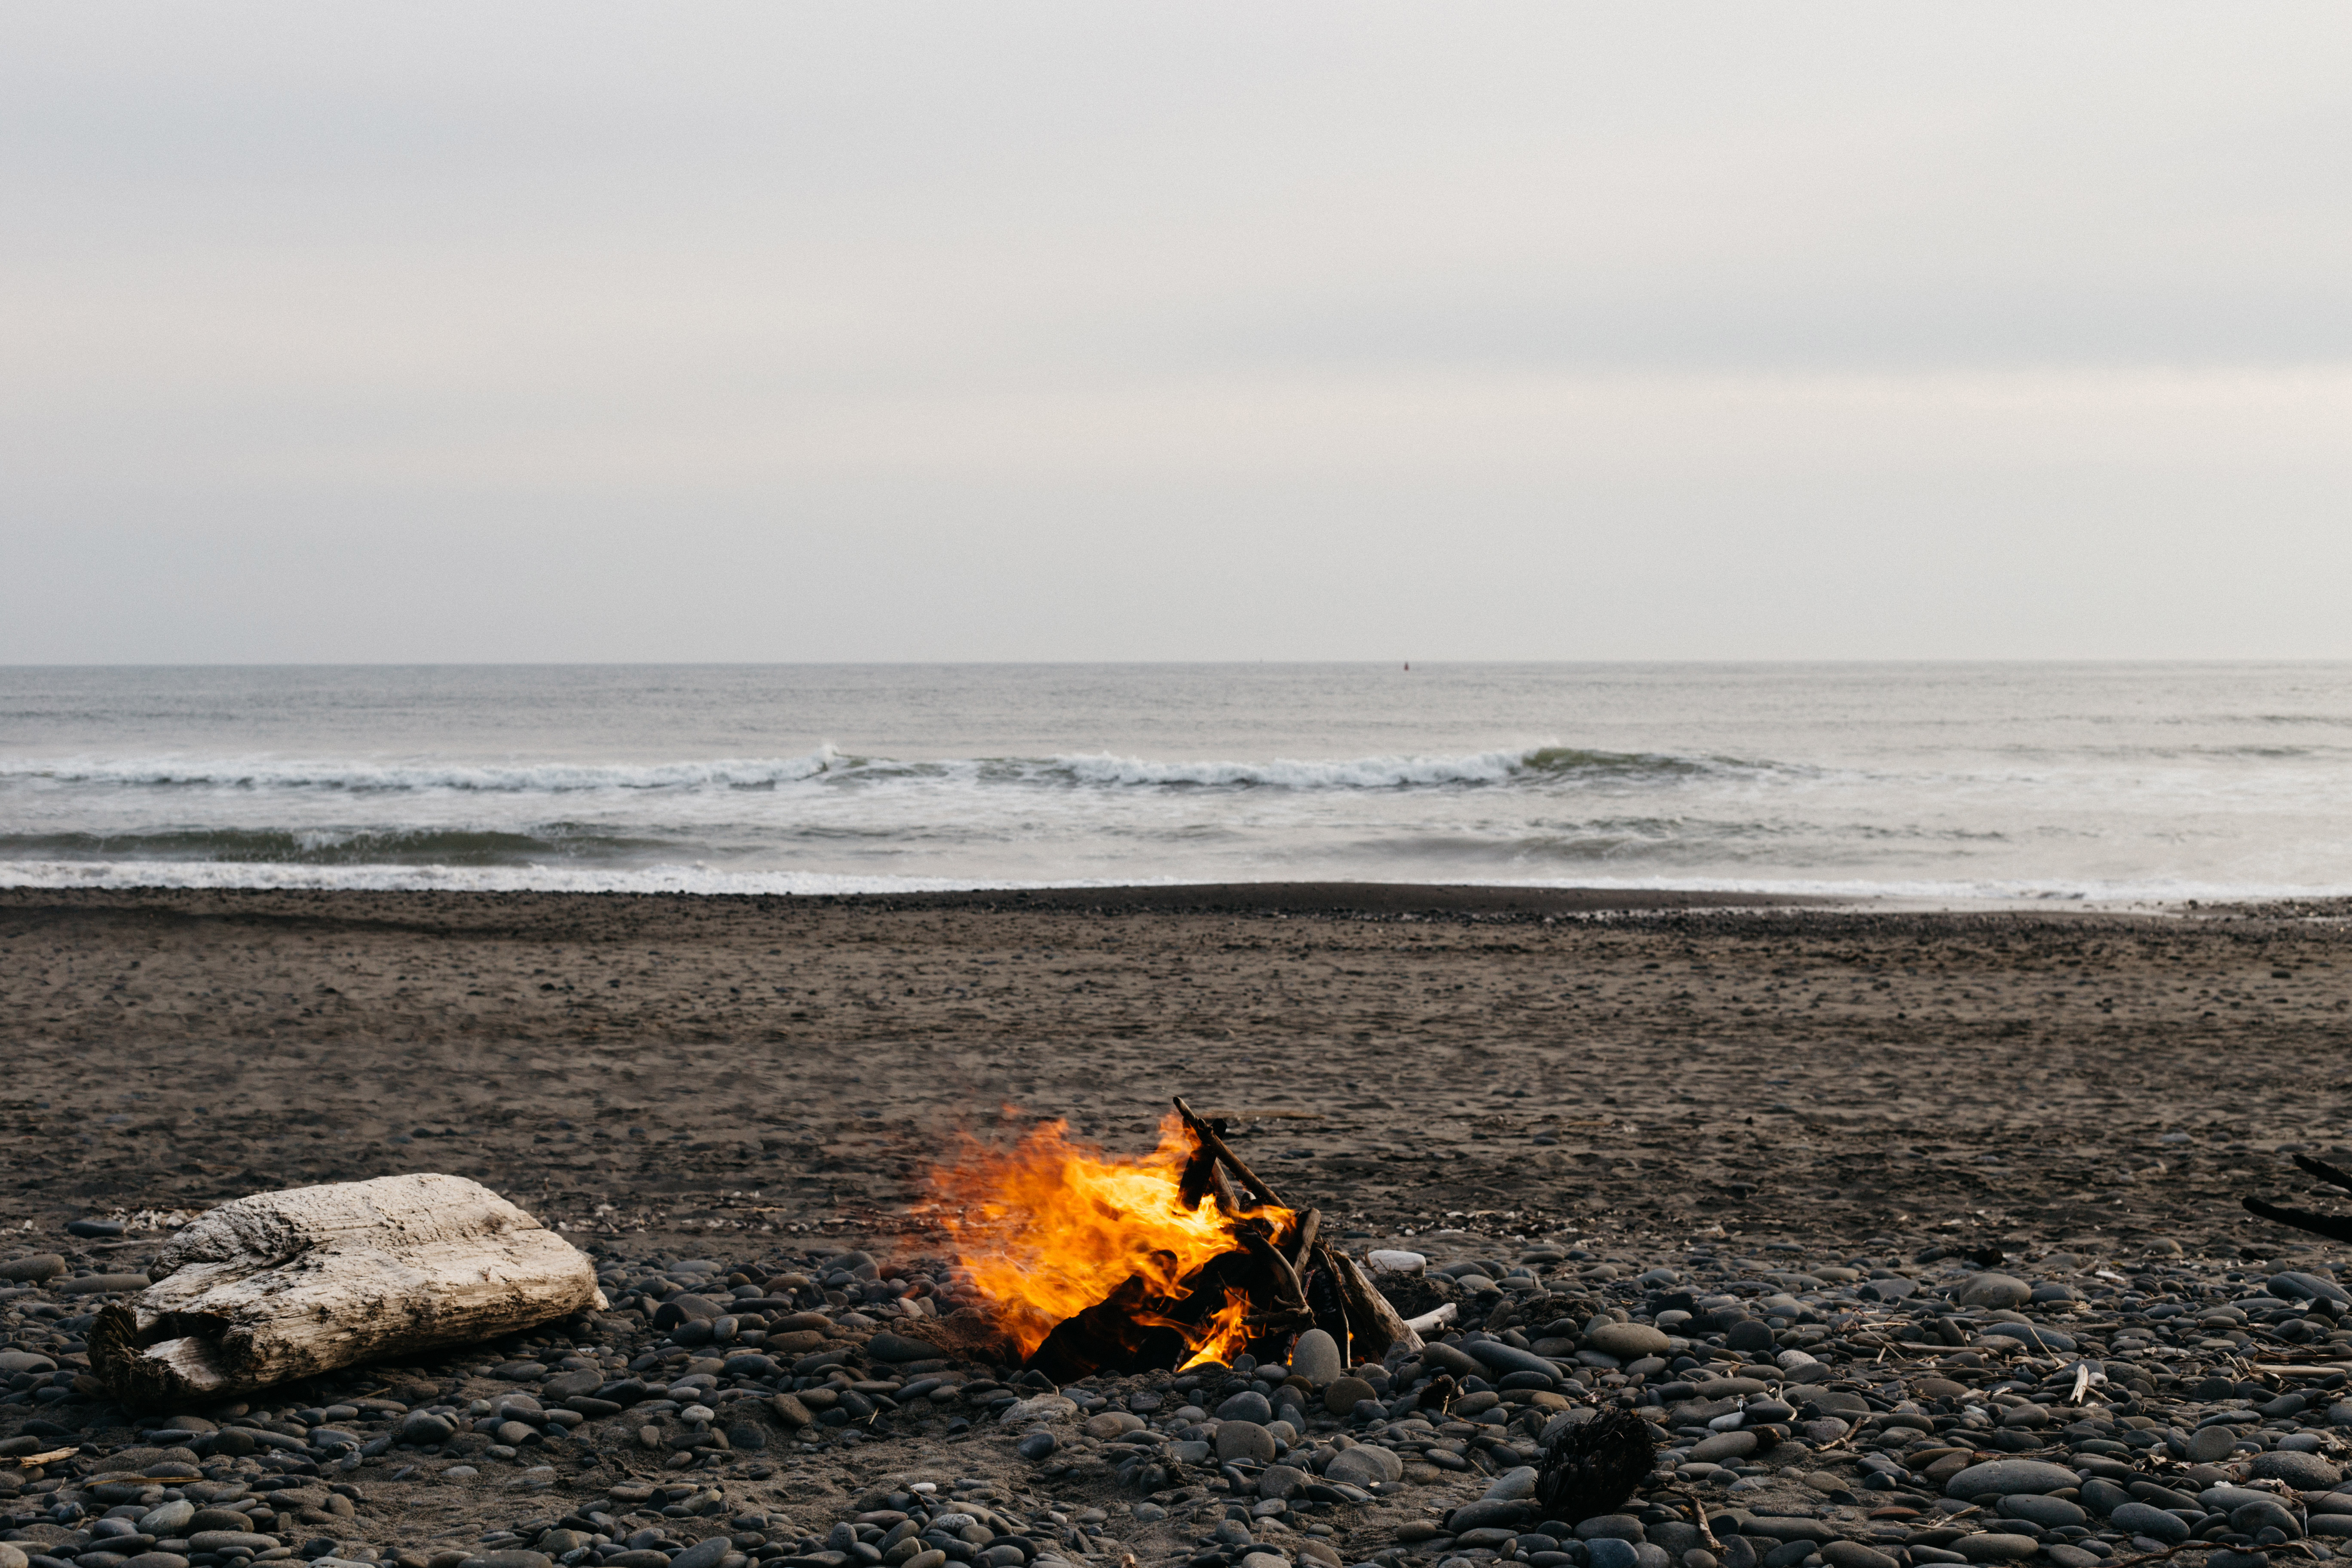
[1535,1408,1658,1525]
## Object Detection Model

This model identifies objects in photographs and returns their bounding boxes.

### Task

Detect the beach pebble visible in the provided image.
[1258,1464,1308,1500]
[1466,1339,1564,1381]
[1324,1374,1375,1414]
[2189,1427,2244,1462]
[2108,1504,2191,1544]
[2232,1501,2303,1539]
[1687,1431,1757,1464]
[1586,1540,1639,1568]
[1953,1537,2040,1562]
[1216,1421,1278,1463]
[1369,1251,1426,1274]
[1217,1390,1275,1423]
[1421,1341,1482,1378]
[1442,1505,1530,1542]
[0,1254,65,1282]
[1326,1444,1404,1485]
[998,1394,1076,1425]
[868,1331,937,1363]
[2251,1451,2343,1488]
[1942,1459,2082,1498]
[1997,1496,2084,1529]
[136,1501,196,1537]
[1289,1329,1343,1386]
[1584,1323,1669,1360]
[1575,1516,1644,1542]
[1979,1323,2076,1352]
[1470,1471,1531,1507]
[186,1533,280,1555]
[2272,1272,2352,1305]
[1957,1274,2032,1308]
[1819,1546,1896,1568]
[55,1272,150,1294]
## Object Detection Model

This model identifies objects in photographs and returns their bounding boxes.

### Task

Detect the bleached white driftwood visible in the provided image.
[1401,1300,1457,1334]
[1328,1246,1427,1360]
[91,1173,606,1406]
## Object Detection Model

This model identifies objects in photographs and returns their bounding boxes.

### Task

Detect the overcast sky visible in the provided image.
[3,3,2348,662]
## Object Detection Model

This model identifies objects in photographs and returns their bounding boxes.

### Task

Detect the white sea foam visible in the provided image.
[0,747,855,793]
[0,743,1735,794]
[3,857,2347,908]
[0,857,1161,897]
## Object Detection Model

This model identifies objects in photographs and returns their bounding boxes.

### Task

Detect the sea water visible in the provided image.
[2,662,2348,903]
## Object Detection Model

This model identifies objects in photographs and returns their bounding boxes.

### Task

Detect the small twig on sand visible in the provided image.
[1672,1489,1722,1551]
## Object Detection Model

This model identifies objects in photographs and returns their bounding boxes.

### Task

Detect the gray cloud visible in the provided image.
[2,2,2348,660]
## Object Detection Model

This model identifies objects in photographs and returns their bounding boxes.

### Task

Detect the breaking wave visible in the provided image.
[0,826,677,867]
[0,744,1754,795]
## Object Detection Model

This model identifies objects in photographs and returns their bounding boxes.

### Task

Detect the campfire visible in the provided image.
[930,1097,1422,1382]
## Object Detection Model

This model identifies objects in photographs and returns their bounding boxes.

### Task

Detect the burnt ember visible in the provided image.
[1535,1407,1661,1525]
[1026,1250,1260,1384]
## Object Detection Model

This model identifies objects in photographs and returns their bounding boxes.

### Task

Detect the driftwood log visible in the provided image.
[91,1173,606,1406]
[1170,1097,1424,1366]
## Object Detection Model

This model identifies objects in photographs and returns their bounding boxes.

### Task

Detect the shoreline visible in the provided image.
[9,875,2346,919]
[0,881,1832,925]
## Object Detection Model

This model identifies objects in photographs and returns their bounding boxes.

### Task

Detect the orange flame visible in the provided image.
[928,1112,1291,1360]
[1165,1286,1252,1372]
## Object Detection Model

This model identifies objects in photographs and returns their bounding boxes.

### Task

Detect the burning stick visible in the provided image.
[1237,1223,1313,1314]
[1173,1097,1286,1210]
[1289,1208,1322,1269]
[1175,1097,1423,1366]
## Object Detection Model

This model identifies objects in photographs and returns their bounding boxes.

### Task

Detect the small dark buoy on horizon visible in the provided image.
[1403,662,1410,671]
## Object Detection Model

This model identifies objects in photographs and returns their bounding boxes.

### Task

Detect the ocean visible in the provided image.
[2,662,2348,905]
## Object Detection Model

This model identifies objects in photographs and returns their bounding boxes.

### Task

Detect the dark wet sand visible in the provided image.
[3,885,2349,1261]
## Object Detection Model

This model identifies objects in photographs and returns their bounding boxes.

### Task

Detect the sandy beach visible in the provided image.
[8,885,2352,1568]
[5,885,2347,1259]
